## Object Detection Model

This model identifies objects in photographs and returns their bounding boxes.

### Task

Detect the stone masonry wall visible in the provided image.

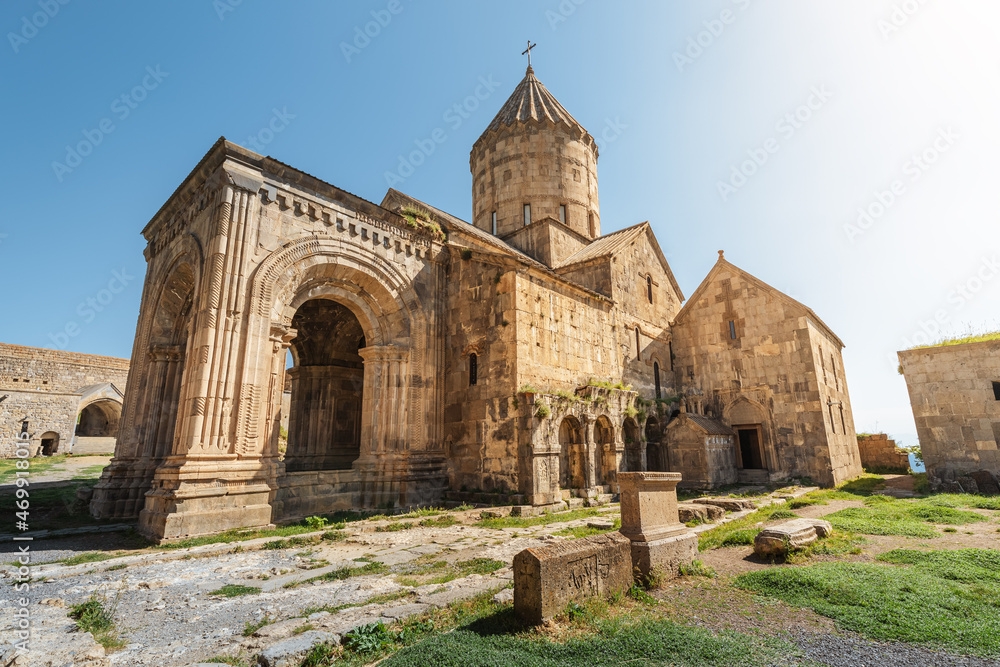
[671,262,862,486]
[857,433,910,472]
[0,344,130,457]
[443,254,519,493]
[898,338,1000,487]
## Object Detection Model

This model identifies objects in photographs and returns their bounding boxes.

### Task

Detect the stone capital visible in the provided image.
[358,344,409,364]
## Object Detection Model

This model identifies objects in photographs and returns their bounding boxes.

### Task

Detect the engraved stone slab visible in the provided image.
[513,532,632,624]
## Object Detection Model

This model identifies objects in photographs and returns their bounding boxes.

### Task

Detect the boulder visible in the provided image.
[970,470,1000,495]
[693,497,757,512]
[754,519,833,558]
[678,503,724,524]
[256,631,339,667]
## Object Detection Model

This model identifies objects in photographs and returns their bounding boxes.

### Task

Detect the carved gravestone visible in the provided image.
[617,471,699,579]
[513,532,632,624]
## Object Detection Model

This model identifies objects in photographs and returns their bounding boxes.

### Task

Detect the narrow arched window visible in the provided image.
[469,353,478,386]
[646,275,653,303]
[635,327,641,360]
[654,361,661,399]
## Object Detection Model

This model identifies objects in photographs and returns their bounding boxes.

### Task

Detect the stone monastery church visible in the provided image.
[91,64,863,541]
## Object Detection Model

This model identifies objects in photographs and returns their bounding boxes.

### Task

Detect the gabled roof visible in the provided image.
[380,189,546,269]
[473,66,596,155]
[555,222,685,302]
[674,253,845,348]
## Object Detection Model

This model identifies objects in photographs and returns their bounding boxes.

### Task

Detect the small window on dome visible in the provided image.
[559,204,566,225]
[523,204,531,227]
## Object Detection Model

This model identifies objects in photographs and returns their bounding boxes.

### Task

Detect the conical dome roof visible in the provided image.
[473,66,596,155]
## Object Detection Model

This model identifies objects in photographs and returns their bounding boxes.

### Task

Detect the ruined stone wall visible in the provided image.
[671,263,862,486]
[443,255,519,493]
[0,344,129,457]
[898,339,1000,488]
[857,433,910,472]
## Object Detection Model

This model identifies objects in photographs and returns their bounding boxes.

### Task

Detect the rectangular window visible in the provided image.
[491,211,497,235]
[588,211,595,236]
[559,204,566,224]
[669,341,674,371]
[523,204,531,227]
[993,381,1000,400]
[728,320,736,339]
[839,405,846,433]
[829,404,836,433]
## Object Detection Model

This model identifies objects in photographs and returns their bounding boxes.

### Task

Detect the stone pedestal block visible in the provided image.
[630,532,699,579]
[617,471,698,579]
[513,532,632,624]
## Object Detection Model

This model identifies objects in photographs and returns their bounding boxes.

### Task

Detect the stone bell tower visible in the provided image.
[470,64,601,261]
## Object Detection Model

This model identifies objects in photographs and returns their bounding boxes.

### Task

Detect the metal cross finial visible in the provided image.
[522,41,537,67]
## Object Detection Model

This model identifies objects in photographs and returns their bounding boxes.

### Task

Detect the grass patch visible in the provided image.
[242,617,272,636]
[0,455,75,483]
[286,561,388,589]
[376,522,415,532]
[418,515,458,528]
[678,559,717,578]
[908,330,1000,349]
[397,557,506,587]
[382,612,800,667]
[300,585,800,667]
[736,549,1000,656]
[475,507,608,530]
[697,504,801,551]
[68,590,125,651]
[553,518,621,539]
[787,497,828,510]
[209,584,261,597]
[824,496,985,538]
[60,551,122,566]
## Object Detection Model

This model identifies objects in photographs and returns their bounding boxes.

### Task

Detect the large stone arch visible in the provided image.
[594,415,615,486]
[238,236,439,518]
[91,246,201,521]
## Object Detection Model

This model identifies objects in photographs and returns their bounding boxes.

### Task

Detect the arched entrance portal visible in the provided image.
[285,299,365,472]
[39,432,60,456]
[595,416,615,486]
[77,400,122,438]
[141,261,195,461]
[558,416,585,490]
[623,417,641,472]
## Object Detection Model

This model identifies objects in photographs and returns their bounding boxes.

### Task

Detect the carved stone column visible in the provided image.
[358,345,410,457]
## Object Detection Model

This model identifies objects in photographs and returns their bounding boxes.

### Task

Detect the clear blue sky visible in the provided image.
[1,1,997,449]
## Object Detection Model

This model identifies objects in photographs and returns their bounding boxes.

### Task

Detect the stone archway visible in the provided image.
[39,432,60,456]
[77,399,122,437]
[645,416,668,471]
[623,417,641,472]
[594,415,615,486]
[558,416,586,490]
[285,298,366,472]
